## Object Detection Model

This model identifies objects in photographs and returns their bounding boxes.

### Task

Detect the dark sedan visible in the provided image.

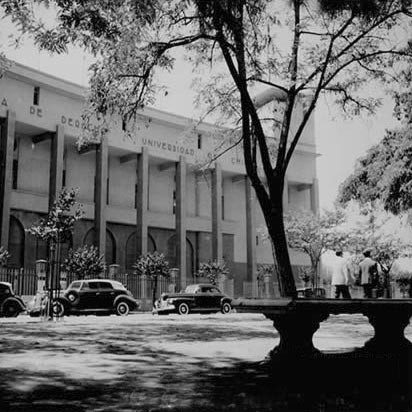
[154,283,232,315]
[0,282,26,317]
[51,279,139,317]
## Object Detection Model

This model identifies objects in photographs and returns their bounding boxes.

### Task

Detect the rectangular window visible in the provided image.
[33,86,40,106]
[256,235,259,246]
[134,183,138,209]
[12,159,18,190]
[173,190,176,215]
[62,170,66,188]
[197,134,202,149]
[221,194,225,220]
[122,117,127,132]
[106,178,110,205]
[12,137,19,190]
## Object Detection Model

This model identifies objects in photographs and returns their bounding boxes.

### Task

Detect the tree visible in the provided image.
[4,0,412,297]
[196,260,229,286]
[133,252,170,307]
[338,126,412,214]
[0,247,9,266]
[27,188,83,315]
[284,208,347,289]
[339,202,410,296]
[63,245,105,280]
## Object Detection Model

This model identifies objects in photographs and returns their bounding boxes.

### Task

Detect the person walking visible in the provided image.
[358,250,378,298]
[331,250,352,299]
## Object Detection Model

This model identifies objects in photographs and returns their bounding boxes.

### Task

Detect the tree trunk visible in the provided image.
[265,201,297,298]
[152,277,158,308]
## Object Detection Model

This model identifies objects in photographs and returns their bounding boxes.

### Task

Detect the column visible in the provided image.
[136,147,149,256]
[283,175,289,211]
[0,111,15,249]
[211,162,222,263]
[310,178,319,215]
[176,156,187,288]
[95,137,108,256]
[245,177,257,297]
[48,125,64,210]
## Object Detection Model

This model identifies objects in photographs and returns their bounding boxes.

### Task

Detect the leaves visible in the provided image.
[196,260,229,286]
[26,188,84,243]
[63,245,106,279]
[133,252,170,280]
[0,246,10,266]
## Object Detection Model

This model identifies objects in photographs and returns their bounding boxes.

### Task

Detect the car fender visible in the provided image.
[54,296,71,310]
[113,295,139,309]
[220,297,232,305]
[1,296,26,313]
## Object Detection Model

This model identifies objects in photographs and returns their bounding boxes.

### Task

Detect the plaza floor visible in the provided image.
[0,312,410,411]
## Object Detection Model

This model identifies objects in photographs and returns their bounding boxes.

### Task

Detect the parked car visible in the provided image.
[155,283,232,315]
[0,282,26,317]
[50,279,139,317]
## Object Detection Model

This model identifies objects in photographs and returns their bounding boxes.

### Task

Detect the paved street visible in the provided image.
[0,312,411,411]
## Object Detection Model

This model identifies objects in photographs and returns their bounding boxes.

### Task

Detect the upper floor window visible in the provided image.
[33,86,40,106]
[197,133,202,149]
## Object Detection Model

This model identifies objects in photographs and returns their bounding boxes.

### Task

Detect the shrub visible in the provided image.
[196,260,229,286]
[63,245,106,279]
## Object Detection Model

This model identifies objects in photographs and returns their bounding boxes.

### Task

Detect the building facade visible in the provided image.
[0,63,319,296]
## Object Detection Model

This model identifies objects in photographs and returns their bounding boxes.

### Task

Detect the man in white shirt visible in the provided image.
[331,250,352,299]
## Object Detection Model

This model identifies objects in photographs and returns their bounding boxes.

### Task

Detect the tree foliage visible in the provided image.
[4,0,412,296]
[338,126,412,214]
[196,260,229,286]
[0,246,10,266]
[284,208,347,288]
[27,188,83,243]
[134,252,170,306]
[63,245,106,279]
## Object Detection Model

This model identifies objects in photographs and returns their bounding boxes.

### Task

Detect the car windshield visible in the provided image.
[68,281,82,290]
[184,285,199,293]
[111,281,126,290]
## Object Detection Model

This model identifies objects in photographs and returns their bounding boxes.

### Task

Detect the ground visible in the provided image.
[0,312,411,411]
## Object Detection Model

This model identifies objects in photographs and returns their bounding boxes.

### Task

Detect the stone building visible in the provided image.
[0,62,319,296]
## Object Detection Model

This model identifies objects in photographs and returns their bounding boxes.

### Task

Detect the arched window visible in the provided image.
[166,235,194,279]
[8,216,25,268]
[125,232,156,271]
[83,228,116,265]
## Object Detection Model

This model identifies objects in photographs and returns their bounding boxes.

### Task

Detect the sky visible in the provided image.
[0,18,400,210]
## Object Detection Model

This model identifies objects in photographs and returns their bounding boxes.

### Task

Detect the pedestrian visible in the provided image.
[331,250,352,299]
[358,250,378,298]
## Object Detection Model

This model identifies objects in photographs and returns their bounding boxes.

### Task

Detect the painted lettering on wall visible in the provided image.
[29,106,42,117]
[142,138,195,156]
[61,115,99,133]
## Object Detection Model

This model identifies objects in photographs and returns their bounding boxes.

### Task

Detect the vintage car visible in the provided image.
[51,279,139,317]
[0,281,26,317]
[155,283,232,315]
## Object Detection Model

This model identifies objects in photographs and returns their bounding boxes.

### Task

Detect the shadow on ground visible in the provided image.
[1,349,411,412]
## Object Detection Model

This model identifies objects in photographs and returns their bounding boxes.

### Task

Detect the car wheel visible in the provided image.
[221,302,232,314]
[3,302,20,318]
[116,301,130,316]
[67,291,79,304]
[177,302,190,315]
[52,301,65,317]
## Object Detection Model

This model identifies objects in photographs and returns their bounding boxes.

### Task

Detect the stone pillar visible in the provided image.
[108,264,120,279]
[283,175,289,211]
[169,268,178,293]
[245,177,257,298]
[35,259,48,292]
[48,125,64,210]
[176,156,187,289]
[136,147,149,256]
[211,163,222,263]
[0,111,15,249]
[310,178,319,215]
[95,137,108,256]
